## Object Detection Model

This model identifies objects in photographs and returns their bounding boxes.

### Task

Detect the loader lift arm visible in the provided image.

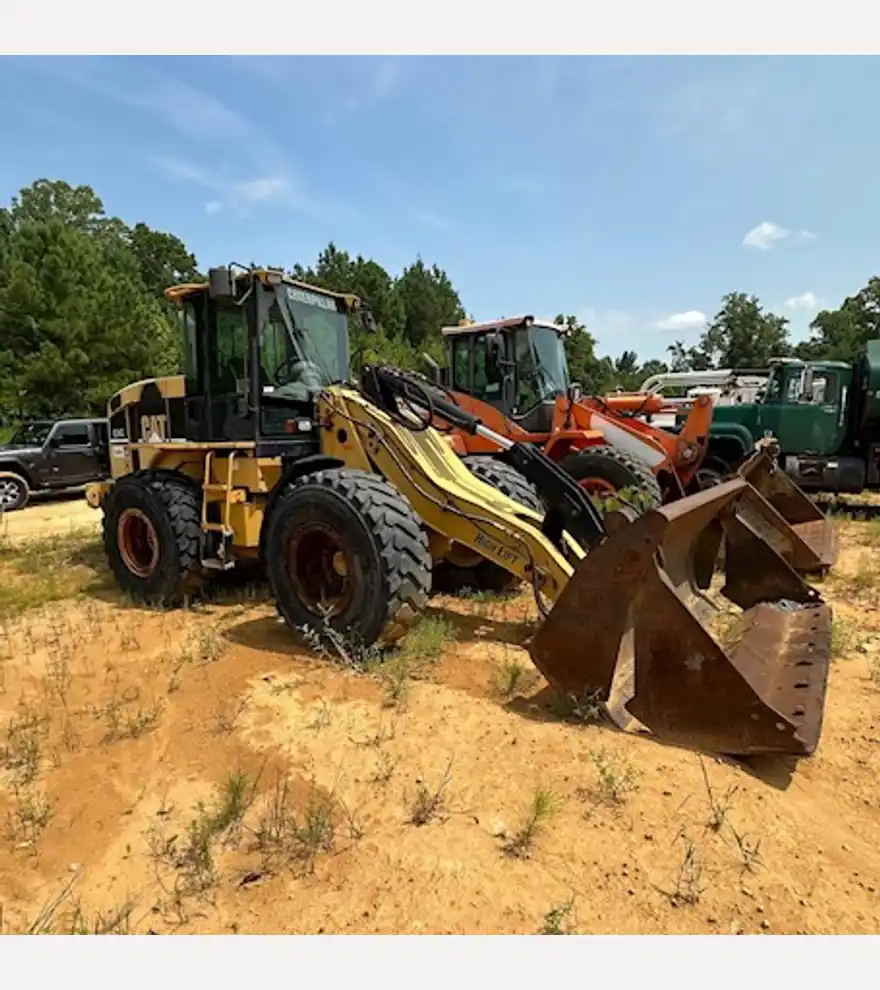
[360,364,612,554]
[338,365,832,759]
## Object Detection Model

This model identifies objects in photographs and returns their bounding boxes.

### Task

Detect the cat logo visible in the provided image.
[140,414,168,443]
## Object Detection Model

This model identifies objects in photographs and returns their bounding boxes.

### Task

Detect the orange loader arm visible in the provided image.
[435,386,712,497]
[438,391,605,456]
[575,392,714,490]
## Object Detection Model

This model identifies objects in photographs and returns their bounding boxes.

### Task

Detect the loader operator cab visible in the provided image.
[443,316,571,434]
[169,267,373,454]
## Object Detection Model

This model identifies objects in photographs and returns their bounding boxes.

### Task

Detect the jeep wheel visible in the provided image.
[0,473,30,512]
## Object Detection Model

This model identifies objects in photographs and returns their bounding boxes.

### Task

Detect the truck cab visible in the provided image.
[693,356,867,492]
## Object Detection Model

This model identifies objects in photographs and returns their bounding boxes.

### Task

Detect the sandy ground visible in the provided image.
[0,499,879,934]
[0,492,98,543]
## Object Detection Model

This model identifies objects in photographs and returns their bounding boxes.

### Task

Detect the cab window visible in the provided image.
[513,329,540,410]
[258,304,290,386]
[472,335,503,400]
[452,338,470,391]
[211,306,248,396]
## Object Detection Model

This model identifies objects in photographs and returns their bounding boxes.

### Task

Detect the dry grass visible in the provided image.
[0,528,110,616]
[408,760,453,826]
[503,786,560,859]
[588,748,640,805]
[831,615,861,659]
[493,656,537,700]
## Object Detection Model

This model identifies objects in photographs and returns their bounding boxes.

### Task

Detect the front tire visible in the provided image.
[102,470,203,604]
[0,472,30,512]
[263,468,431,649]
[560,446,663,510]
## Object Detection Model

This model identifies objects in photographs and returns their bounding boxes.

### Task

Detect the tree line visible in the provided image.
[1,178,877,423]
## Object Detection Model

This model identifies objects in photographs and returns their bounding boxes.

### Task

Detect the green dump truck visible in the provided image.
[682,340,880,493]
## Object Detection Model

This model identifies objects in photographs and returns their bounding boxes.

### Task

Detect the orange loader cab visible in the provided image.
[430,315,714,504]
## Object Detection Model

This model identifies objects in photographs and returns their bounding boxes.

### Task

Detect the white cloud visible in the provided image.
[651,310,706,332]
[742,221,791,251]
[799,229,817,241]
[784,291,822,312]
[409,208,454,234]
[40,59,315,218]
[155,157,302,217]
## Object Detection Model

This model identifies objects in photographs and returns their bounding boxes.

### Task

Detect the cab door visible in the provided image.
[758,368,846,455]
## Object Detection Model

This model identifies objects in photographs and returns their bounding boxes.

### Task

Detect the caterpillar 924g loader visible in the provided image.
[86,267,833,758]
[423,315,838,577]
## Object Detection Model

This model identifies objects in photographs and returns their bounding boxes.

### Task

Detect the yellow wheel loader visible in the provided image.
[86,267,833,758]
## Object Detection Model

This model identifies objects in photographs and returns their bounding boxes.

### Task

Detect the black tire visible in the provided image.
[0,472,30,512]
[433,455,544,595]
[694,456,731,490]
[102,469,203,604]
[263,468,431,649]
[560,446,662,510]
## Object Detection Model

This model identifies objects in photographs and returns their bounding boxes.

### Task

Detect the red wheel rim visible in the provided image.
[117,508,160,578]
[576,476,617,495]
[286,522,356,617]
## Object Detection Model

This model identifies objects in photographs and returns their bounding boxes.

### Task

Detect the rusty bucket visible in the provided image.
[529,478,832,757]
[736,444,839,575]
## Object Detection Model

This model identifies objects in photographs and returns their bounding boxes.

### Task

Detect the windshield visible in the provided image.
[281,286,350,385]
[9,422,54,446]
[514,326,569,409]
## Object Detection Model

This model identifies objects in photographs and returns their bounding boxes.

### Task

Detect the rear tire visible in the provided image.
[0,472,30,512]
[560,446,662,510]
[433,455,544,595]
[102,470,203,604]
[264,468,431,649]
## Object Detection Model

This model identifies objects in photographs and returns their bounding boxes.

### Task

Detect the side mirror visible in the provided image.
[360,311,377,334]
[208,266,236,299]
[567,382,583,403]
[47,435,61,449]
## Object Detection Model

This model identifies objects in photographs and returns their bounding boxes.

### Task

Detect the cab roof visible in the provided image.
[164,268,363,309]
[440,315,562,338]
[769,356,851,372]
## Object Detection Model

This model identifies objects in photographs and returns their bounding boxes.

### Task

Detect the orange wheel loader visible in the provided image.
[423,315,838,579]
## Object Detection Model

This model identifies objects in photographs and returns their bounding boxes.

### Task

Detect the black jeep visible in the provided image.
[0,418,110,511]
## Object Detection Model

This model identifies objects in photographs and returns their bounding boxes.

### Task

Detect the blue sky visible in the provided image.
[1,55,878,362]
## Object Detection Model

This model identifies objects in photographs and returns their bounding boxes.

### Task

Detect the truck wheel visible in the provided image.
[694,456,731,490]
[0,472,30,511]
[434,456,545,595]
[102,470,203,604]
[561,446,663,510]
[264,468,431,650]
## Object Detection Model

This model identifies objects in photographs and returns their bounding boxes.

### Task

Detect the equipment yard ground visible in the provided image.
[1,496,880,934]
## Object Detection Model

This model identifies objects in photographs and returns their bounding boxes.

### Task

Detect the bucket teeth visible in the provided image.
[529,478,833,758]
